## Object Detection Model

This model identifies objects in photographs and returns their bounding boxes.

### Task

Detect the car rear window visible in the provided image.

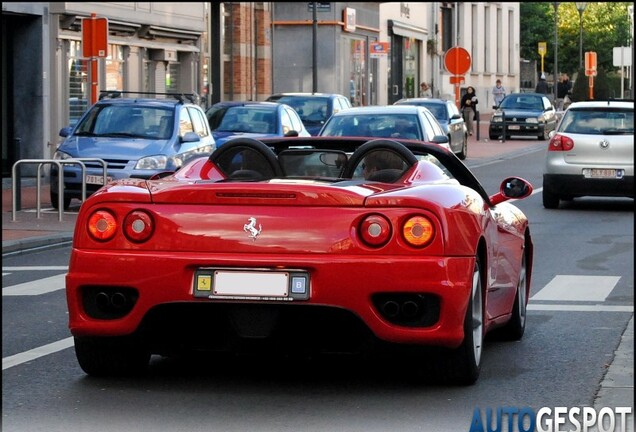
[559,108,634,135]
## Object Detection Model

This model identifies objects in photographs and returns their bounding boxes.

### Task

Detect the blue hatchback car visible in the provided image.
[266,93,353,135]
[206,101,311,147]
[51,91,216,209]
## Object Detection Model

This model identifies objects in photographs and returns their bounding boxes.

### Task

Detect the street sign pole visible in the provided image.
[82,13,109,105]
[443,46,471,109]
[585,51,597,100]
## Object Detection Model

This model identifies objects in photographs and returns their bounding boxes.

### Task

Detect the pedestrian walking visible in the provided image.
[460,86,478,136]
[556,73,572,111]
[492,79,506,108]
[535,74,549,95]
[420,82,432,98]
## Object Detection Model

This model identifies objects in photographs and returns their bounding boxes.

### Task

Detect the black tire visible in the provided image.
[50,190,72,210]
[489,131,498,140]
[74,336,150,377]
[444,259,483,385]
[496,252,527,341]
[542,187,560,209]
[456,135,468,160]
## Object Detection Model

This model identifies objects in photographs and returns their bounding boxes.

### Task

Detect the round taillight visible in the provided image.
[87,210,117,241]
[402,216,434,247]
[123,210,154,243]
[359,214,392,247]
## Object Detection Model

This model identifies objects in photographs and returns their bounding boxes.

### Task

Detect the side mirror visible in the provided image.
[181,131,201,143]
[284,130,299,137]
[489,177,533,205]
[431,135,449,144]
[59,127,73,137]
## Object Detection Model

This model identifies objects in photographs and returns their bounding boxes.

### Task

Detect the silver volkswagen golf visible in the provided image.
[542,100,634,209]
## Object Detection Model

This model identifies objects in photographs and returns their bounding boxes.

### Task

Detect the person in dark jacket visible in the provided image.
[460,86,478,135]
[535,74,549,94]
[556,73,572,110]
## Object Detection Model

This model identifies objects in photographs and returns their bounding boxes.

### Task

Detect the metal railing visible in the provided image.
[11,158,107,222]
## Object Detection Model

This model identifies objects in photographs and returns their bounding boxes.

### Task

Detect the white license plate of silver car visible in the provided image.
[583,169,618,179]
[213,271,289,297]
[86,175,112,185]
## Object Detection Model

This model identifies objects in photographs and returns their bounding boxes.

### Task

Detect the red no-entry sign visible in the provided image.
[444,46,471,76]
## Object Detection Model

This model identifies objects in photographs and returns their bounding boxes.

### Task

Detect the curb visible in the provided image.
[2,232,73,255]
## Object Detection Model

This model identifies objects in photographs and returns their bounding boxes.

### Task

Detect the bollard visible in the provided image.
[475,111,480,141]
[501,110,506,143]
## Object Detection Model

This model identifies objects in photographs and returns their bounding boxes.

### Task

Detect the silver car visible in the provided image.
[542,100,634,209]
[318,105,450,151]
[394,98,468,160]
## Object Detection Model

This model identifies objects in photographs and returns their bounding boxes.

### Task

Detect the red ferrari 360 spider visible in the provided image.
[66,136,534,385]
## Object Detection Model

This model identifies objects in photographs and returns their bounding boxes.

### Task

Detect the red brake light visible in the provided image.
[359,214,392,247]
[548,134,574,152]
[402,215,434,247]
[87,210,117,241]
[123,210,154,243]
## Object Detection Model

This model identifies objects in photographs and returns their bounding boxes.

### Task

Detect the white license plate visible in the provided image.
[213,271,289,297]
[584,169,618,179]
[507,125,521,130]
[86,175,112,185]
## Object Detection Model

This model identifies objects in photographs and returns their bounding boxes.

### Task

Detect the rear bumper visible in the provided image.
[67,251,475,349]
[489,123,544,137]
[543,173,634,198]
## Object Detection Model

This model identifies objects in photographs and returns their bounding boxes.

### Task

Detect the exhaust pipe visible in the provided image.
[382,301,400,318]
[110,292,127,308]
[401,300,419,318]
[96,292,110,308]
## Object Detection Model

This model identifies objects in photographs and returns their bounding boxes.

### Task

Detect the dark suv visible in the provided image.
[51,91,215,209]
[266,92,352,135]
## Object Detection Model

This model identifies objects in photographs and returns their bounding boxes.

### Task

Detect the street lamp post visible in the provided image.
[575,2,588,71]
[552,2,560,104]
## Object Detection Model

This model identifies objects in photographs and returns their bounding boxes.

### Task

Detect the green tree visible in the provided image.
[520,2,632,77]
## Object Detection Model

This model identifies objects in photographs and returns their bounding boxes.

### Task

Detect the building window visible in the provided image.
[344,37,366,106]
[143,49,153,93]
[68,40,88,127]
[508,9,515,73]
[471,4,478,72]
[166,62,180,93]
[497,8,503,73]
[441,6,453,52]
[402,37,419,99]
[484,6,490,73]
[105,44,124,90]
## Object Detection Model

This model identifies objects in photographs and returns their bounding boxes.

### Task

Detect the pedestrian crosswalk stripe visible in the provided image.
[2,274,66,296]
[528,304,633,312]
[530,275,620,302]
[2,337,74,370]
[2,266,69,271]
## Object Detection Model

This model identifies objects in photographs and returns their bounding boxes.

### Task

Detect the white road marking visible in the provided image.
[2,274,630,371]
[2,337,74,371]
[528,304,633,312]
[3,266,68,271]
[2,274,66,296]
[530,275,620,302]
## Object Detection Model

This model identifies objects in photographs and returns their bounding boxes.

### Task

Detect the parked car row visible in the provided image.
[50,90,633,212]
